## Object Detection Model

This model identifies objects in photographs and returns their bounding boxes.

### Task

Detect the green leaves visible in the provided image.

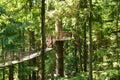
[0,6,6,15]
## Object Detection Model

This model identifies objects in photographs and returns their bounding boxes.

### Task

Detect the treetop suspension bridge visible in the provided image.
[0,48,53,68]
[0,31,72,68]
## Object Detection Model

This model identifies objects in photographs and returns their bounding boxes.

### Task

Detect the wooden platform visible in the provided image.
[55,38,70,42]
[0,48,53,68]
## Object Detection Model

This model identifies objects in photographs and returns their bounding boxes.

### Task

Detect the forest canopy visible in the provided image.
[0,0,120,80]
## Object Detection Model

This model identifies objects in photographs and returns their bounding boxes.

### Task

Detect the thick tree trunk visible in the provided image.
[55,20,63,39]
[55,41,64,77]
[55,19,64,77]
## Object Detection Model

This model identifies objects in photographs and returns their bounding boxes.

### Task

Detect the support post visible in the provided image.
[55,41,64,77]
[55,19,64,77]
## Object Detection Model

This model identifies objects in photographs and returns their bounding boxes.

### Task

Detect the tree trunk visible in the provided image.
[116,0,119,78]
[55,41,64,77]
[9,65,14,80]
[18,63,22,80]
[55,19,64,77]
[38,0,46,80]
[88,0,93,80]
[32,71,37,80]
[55,20,63,39]
[78,46,83,72]
[3,68,5,80]
[83,22,87,72]
[1,27,5,80]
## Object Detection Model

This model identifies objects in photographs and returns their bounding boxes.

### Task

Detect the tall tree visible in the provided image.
[9,65,14,80]
[116,0,119,76]
[55,20,64,77]
[38,0,46,80]
[88,0,93,80]
[83,21,87,72]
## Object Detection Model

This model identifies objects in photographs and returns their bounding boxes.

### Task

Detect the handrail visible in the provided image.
[0,48,53,68]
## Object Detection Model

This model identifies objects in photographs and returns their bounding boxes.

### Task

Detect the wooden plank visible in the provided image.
[55,39,70,42]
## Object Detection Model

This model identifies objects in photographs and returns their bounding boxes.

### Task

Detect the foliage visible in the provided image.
[0,0,120,79]
[57,72,88,80]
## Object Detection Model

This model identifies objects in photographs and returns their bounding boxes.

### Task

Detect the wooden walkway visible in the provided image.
[0,48,53,68]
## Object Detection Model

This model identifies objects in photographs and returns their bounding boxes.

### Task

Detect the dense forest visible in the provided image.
[0,0,120,80]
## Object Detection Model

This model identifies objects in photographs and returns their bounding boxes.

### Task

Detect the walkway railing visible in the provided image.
[0,48,52,67]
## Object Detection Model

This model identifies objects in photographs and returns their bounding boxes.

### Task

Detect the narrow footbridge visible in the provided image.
[0,48,53,67]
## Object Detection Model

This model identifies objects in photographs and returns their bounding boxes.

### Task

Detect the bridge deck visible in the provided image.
[0,48,53,68]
